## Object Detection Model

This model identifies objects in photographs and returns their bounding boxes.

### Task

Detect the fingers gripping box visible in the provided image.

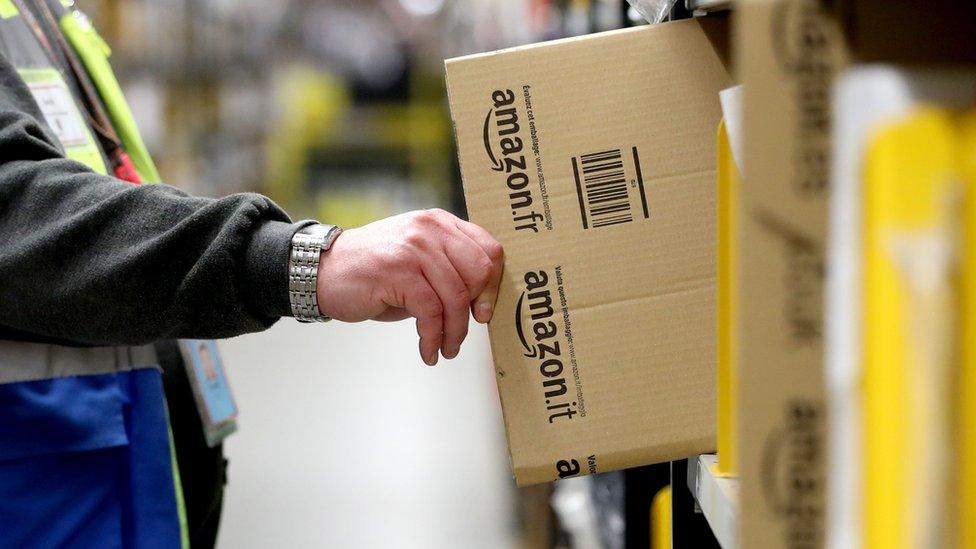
[446,18,731,485]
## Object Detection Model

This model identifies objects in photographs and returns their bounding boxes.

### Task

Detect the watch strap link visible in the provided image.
[288,224,341,322]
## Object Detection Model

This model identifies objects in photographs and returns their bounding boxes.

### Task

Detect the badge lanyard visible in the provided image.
[177,340,239,447]
[11,0,141,183]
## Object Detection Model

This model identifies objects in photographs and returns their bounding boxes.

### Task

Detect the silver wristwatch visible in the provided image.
[288,223,343,322]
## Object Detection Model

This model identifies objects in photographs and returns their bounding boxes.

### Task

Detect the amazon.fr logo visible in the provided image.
[484,89,541,233]
[483,108,504,172]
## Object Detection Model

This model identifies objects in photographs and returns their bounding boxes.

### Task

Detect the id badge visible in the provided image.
[178,339,238,447]
[17,67,108,175]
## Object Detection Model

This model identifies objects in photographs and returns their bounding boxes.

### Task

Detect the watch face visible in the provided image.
[300,224,335,239]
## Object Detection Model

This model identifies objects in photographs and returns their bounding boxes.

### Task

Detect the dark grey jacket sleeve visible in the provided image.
[0,53,306,346]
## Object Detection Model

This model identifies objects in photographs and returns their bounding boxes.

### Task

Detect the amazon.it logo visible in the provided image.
[515,292,539,357]
[516,270,579,423]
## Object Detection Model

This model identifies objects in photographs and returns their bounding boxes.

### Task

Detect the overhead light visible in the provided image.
[398,0,445,17]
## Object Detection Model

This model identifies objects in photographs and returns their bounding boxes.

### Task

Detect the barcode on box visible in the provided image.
[572,147,649,230]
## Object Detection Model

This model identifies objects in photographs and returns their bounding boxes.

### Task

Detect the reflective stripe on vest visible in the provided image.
[0,340,158,385]
[58,8,160,183]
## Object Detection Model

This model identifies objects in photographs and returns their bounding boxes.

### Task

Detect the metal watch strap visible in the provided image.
[288,224,342,322]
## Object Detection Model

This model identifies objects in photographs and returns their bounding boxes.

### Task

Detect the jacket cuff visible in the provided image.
[242,219,317,319]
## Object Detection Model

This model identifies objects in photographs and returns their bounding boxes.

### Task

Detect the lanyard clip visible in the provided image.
[112,149,141,184]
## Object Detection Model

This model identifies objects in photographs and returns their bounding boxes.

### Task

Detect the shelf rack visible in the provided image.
[685,0,732,14]
[686,454,739,549]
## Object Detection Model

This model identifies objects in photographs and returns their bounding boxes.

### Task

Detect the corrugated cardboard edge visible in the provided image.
[449,16,730,72]
[443,62,526,485]
[446,49,568,488]
[447,24,651,67]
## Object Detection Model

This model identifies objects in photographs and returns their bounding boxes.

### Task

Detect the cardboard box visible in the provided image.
[736,0,848,546]
[737,3,973,546]
[445,18,731,486]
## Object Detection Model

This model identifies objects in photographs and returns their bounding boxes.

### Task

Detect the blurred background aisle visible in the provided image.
[72,0,637,218]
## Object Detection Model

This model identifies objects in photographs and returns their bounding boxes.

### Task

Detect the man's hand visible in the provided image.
[315,209,504,366]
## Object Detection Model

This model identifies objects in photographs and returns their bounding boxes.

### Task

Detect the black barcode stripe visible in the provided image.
[594,213,630,224]
[584,171,626,183]
[582,157,623,167]
[585,180,626,191]
[581,149,620,162]
[586,184,626,196]
[582,161,624,175]
[588,191,628,205]
[572,157,589,230]
[586,182,627,195]
[632,147,649,219]
[577,148,632,229]
[593,214,632,228]
[592,202,631,215]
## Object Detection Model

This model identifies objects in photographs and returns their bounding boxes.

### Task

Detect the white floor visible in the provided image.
[215,318,517,548]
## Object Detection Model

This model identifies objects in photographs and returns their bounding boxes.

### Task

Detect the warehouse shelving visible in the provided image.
[685,0,731,14]
[686,455,738,549]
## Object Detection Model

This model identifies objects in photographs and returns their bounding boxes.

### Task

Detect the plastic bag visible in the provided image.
[551,472,626,549]
[625,0,678,24]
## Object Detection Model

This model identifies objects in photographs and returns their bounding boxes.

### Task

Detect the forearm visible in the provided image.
[0,109,304,345]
